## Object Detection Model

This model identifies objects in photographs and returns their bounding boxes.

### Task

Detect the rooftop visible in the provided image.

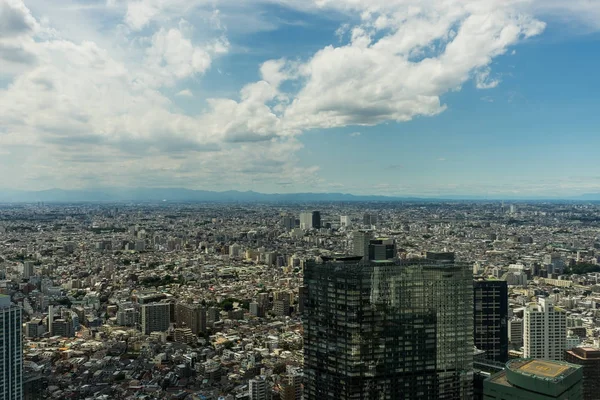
[508,359,579,382]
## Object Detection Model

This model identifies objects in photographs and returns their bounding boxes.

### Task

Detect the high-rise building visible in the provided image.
[523,297,566,361]
[282,215,296,231]
[363,213,377,226]
[299,211,321,230]
[303,252,473,400]
[368,238,396,260]
[175,303,206,335]
[484,359,582,400]
[340,215,351,228]
[1,295,23,400]
[23,261,34,279]
[352,230,372,260]
[140,302,171,335]
[564,347,600,400]
[249,376,271,400]
[508,317,523,348]
[474,279,508,363]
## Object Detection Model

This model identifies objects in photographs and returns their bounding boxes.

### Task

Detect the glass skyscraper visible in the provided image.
[303,252,473,400]
[0,295,22,400]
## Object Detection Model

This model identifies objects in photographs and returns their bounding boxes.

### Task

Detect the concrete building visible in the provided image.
[351,230,372,260]
[140,302,171,335]
[524,297,567,361]
[0,295,23,400]
[340,215,351,228]
[564,347,600,400]
[509,317,524,348]
[299,211,321,230]
[175,303,206,335]
[484,359,582,400]
[249,375,271,400]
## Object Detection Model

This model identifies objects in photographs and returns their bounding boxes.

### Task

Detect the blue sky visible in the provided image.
[1,0,600,197]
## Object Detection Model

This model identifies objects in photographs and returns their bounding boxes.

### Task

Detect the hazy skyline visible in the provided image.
[1,0,600,197]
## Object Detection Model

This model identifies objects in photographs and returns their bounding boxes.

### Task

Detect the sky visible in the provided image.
[1,0,600,198]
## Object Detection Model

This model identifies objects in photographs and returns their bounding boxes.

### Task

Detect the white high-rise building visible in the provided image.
[523,297,566,361]
[0,295,23,400]
[299,212,312,230]
[249,376,270,400]
[340,216,351,228]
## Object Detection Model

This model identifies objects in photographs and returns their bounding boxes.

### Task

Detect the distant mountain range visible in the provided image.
[0,188,408,203]
[1,188,600,203]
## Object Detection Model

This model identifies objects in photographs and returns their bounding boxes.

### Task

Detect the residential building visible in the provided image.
[140,302,171,335]
[249,375,270,400]
[175,303,206,335]
[524,297,567,361]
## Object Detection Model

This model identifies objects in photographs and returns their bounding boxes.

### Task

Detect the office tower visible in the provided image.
[474,279,508,363]
[1,295,23,400]
[508,317,523,348]
[484,359,582,400]
[340,215,351,227]
[175,303,206,335]
[352,230,372,260]
[303,252,473,400]
[282,215,295,231]
[368,237,396,260]
[311,211,321,229]
[565,347,600,400]
[363,213,377,226]
[140,302,171,335]
[524,297,566,361]
[249,376,270,400]
[23,261,34,279]
[300,211,320,230]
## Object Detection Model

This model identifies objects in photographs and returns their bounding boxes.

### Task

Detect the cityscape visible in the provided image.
[1,201,600,399]
[2,0,600,399]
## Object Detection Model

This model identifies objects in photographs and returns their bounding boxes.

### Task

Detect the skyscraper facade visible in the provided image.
[352,230,372,260]
[474,278,508,363]
[300,211,320,230]
[523,297,566,361]
[303,252,473,400]
[0,295,23,400]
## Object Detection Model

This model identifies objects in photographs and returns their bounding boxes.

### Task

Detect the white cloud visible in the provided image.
[349,132,361,137]
[475,67,501,89]
[176,89,193,97]
[2,0,599,191]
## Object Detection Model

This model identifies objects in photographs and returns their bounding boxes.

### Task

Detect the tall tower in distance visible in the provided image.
[0,295,23,400]
[474,278,508,363]
[523,297,566,361]
[303,252,473,400]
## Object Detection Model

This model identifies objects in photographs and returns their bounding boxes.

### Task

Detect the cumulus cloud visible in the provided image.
[2,0,598,191]
[0,0,37,37]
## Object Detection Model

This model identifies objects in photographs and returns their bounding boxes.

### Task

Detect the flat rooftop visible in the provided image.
[517,360,570,379]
